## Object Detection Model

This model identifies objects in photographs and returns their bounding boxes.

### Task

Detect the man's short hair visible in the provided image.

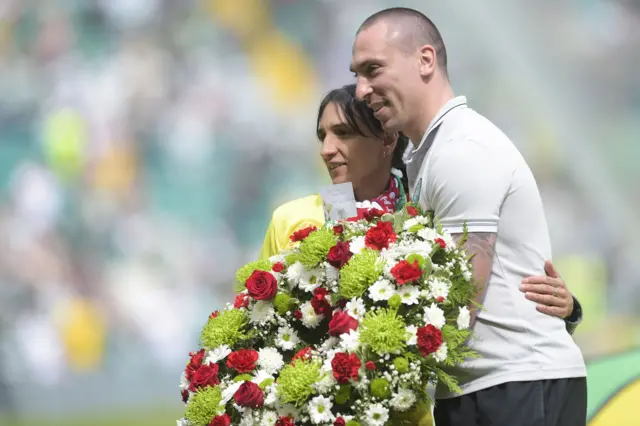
[358,7,447,72]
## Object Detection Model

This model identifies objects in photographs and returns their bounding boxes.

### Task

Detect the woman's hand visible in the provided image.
[520,260,574,318]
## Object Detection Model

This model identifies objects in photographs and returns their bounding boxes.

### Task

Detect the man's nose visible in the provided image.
[355,78,372,102]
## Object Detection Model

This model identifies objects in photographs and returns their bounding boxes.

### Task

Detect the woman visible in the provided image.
[259,84,581,425]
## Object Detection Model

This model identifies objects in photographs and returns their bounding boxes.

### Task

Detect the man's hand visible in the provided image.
[520,260,574,318]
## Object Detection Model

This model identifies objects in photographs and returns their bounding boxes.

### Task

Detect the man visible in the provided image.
[351,7,587,426]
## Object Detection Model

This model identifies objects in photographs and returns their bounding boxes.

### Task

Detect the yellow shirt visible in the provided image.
[259,195,434,426]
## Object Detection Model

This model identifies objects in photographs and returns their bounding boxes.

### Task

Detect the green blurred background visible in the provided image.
[0,0,638,425]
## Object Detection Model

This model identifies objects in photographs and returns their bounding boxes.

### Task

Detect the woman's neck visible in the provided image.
[354,171,392,202]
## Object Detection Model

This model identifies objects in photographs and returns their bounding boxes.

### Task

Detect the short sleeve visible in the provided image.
[425,139,512,234]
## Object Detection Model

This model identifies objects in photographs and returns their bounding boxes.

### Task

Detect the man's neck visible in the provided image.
[406,83,455,145]
[354,171,391,202]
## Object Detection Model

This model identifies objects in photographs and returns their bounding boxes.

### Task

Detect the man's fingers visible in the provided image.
[525,292,564,307]
[544,260,559,278]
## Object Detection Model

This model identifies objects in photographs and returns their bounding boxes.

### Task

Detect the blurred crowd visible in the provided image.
[0,0,637,419]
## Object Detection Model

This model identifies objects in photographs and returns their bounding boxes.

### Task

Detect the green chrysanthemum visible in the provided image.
[277,359,322,407]
[339,249,383,299]
[200,309,250,349]
[184,386,224,426]
[359,308,408,354]
[370,377,392,399]
[274,293,293,315]
[235,259,273,291]
[288,228,337,269]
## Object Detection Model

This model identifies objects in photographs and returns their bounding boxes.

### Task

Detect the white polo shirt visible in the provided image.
[405,97,586,399]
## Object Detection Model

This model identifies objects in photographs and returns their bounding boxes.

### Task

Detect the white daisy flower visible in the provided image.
[276,403,300,418]
[428,277,451,300]
[204,345,232,365]
[321,336,340,352]
[264,385,278,407]
[252,369,274,386]
[260,410,278,426]
[423,303,446,329]
[177,418,191,426]
[300,301,323,329]
[364,403,389,426]
[308,395,334,424]
[179,371,189,393]
[325,263,340,282]
[239,412,254,426]
[433,341,448,363]
[457,306,471,330]
[298,268,323,293]
[221,381,244,404]
[345,297,366,319]
[258,347,284,375]
[339,329,361,353]
[417,227,438,241]
[403,217,420,231]
[406,325,418,346]
[313,372,337,394]
[390,388,417,412]
[369,279,396,302]
[349,236,366,255]
[276,326,300,351]
[250,301,275,324]
[286,261,305,283]
[398,285,421,305]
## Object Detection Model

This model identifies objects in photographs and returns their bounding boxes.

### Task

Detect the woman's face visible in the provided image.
[317,102,390,191]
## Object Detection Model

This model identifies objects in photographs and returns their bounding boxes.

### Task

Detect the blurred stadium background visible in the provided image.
[0,0,637,425]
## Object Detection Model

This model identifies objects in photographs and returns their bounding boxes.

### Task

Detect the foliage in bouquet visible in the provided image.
[178,204,479,426]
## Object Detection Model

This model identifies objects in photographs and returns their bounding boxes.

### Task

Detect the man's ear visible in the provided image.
[418,44,437,78]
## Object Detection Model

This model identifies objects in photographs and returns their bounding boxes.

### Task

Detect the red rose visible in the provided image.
[209,414,231,426]
[311,288,333,317]
[234,381,264,408]
[246,270,278,301]
[363,208,385,221]
[186,349,205,380]
[276,417,295,426]
[226,349,259,373]
[406,206,419,217]
[293,347,312,361]
[365,221,397,251]
[233,293,250,309]
[181,390,189,403]
[327,242,353,269]
[328,311,359,337]
[333,224,344,235]
[331,352,361,384]
[272,262,285,273]
[290,226,317,242]
[189,364,220,391]
[365,361,377,371]
[390,260,422,285]
[417,324,443,357]
[334,418,346,426]
[435,238,446,249]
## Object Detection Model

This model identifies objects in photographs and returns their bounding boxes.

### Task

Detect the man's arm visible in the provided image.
[453,232,497,327]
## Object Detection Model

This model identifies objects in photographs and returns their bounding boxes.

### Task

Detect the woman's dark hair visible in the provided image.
[316,84,409,189]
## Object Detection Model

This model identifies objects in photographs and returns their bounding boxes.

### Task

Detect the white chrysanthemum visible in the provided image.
[264,384,278,407]
[364,403,389,426]
[222,381,244,404]
[299,268,323,292]
[406,325,418,346]
[204,345,232,365]
[276,403,300,418]
[313,372,337,393]
[252,369,274,386]
[390,388,417,412]
[179,371,189,392]
[345,297,366,319]
[276,326,300,350]
[428,277,451,300]
[251,300,275,324]
[339,329,361,353]
[325,263,340,282]
[260,410,278,426]
[398,285,421,305]
[349,236,366,254]
[239,412,254,426]
[403,217,420,231]
[286,261,305,283]
[177,418,191,426]
[457,306,471,330]
[300,301,323,329]
[423,303,446,329]
[369,279,396,301]
[321,336,340,352]
[417,227,438,241]
[308,395,334,424]
[257,347,284,375]
[433,341,448,362]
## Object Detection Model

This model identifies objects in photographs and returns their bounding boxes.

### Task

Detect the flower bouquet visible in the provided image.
[178,204,478,426]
